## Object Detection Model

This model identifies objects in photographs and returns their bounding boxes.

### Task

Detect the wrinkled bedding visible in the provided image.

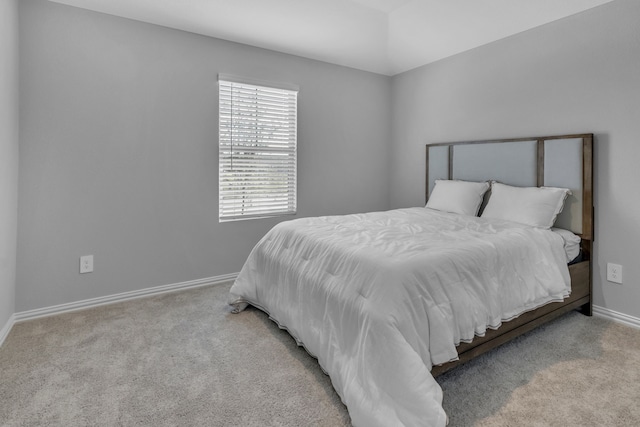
[229,207,571,427]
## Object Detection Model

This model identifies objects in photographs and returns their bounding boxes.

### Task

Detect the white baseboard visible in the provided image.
[13,273,238,324]
[593,305,640,329]
[0,313,15,348]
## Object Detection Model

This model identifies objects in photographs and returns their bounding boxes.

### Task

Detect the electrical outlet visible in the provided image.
[606,263,622,284]
[80,255,94,274]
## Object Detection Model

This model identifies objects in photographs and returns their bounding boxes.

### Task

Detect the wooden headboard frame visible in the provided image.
[425,133,593,256]
[426,133,594,377]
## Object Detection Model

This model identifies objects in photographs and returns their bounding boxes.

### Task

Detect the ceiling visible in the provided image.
[49,0,615,76]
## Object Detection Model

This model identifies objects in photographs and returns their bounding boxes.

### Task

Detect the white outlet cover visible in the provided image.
[606,263,622,284]
[80,255,94,274]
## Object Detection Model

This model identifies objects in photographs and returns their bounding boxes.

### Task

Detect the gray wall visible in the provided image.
[17,0,391,311]
[15,0,640,321]
[391,0,640,318]
[0,0,19,329]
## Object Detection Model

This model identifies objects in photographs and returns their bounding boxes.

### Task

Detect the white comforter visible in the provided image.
[229,207,570,427]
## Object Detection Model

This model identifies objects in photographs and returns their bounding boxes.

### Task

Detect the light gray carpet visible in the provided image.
[1,282,639,426]
[0,283,350,426]
[438,309,640,426]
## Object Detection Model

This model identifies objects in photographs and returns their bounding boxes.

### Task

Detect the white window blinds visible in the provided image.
[219,77,298,222]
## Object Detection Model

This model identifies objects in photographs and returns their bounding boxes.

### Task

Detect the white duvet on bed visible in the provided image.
[229,207,571,427]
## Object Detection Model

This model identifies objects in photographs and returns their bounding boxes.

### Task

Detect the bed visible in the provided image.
[228,134,594,427]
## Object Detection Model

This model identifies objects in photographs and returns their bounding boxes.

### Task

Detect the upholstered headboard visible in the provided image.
[426,134,593,241]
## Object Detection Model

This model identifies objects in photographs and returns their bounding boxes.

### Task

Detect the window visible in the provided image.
[218,76,298,222]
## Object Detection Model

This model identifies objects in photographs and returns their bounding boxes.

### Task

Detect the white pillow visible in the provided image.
[481,182,571,229]
[426,180,490,216]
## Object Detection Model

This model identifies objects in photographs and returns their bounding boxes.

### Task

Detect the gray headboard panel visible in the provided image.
[426,134,593,238]
[451,141,537,187]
